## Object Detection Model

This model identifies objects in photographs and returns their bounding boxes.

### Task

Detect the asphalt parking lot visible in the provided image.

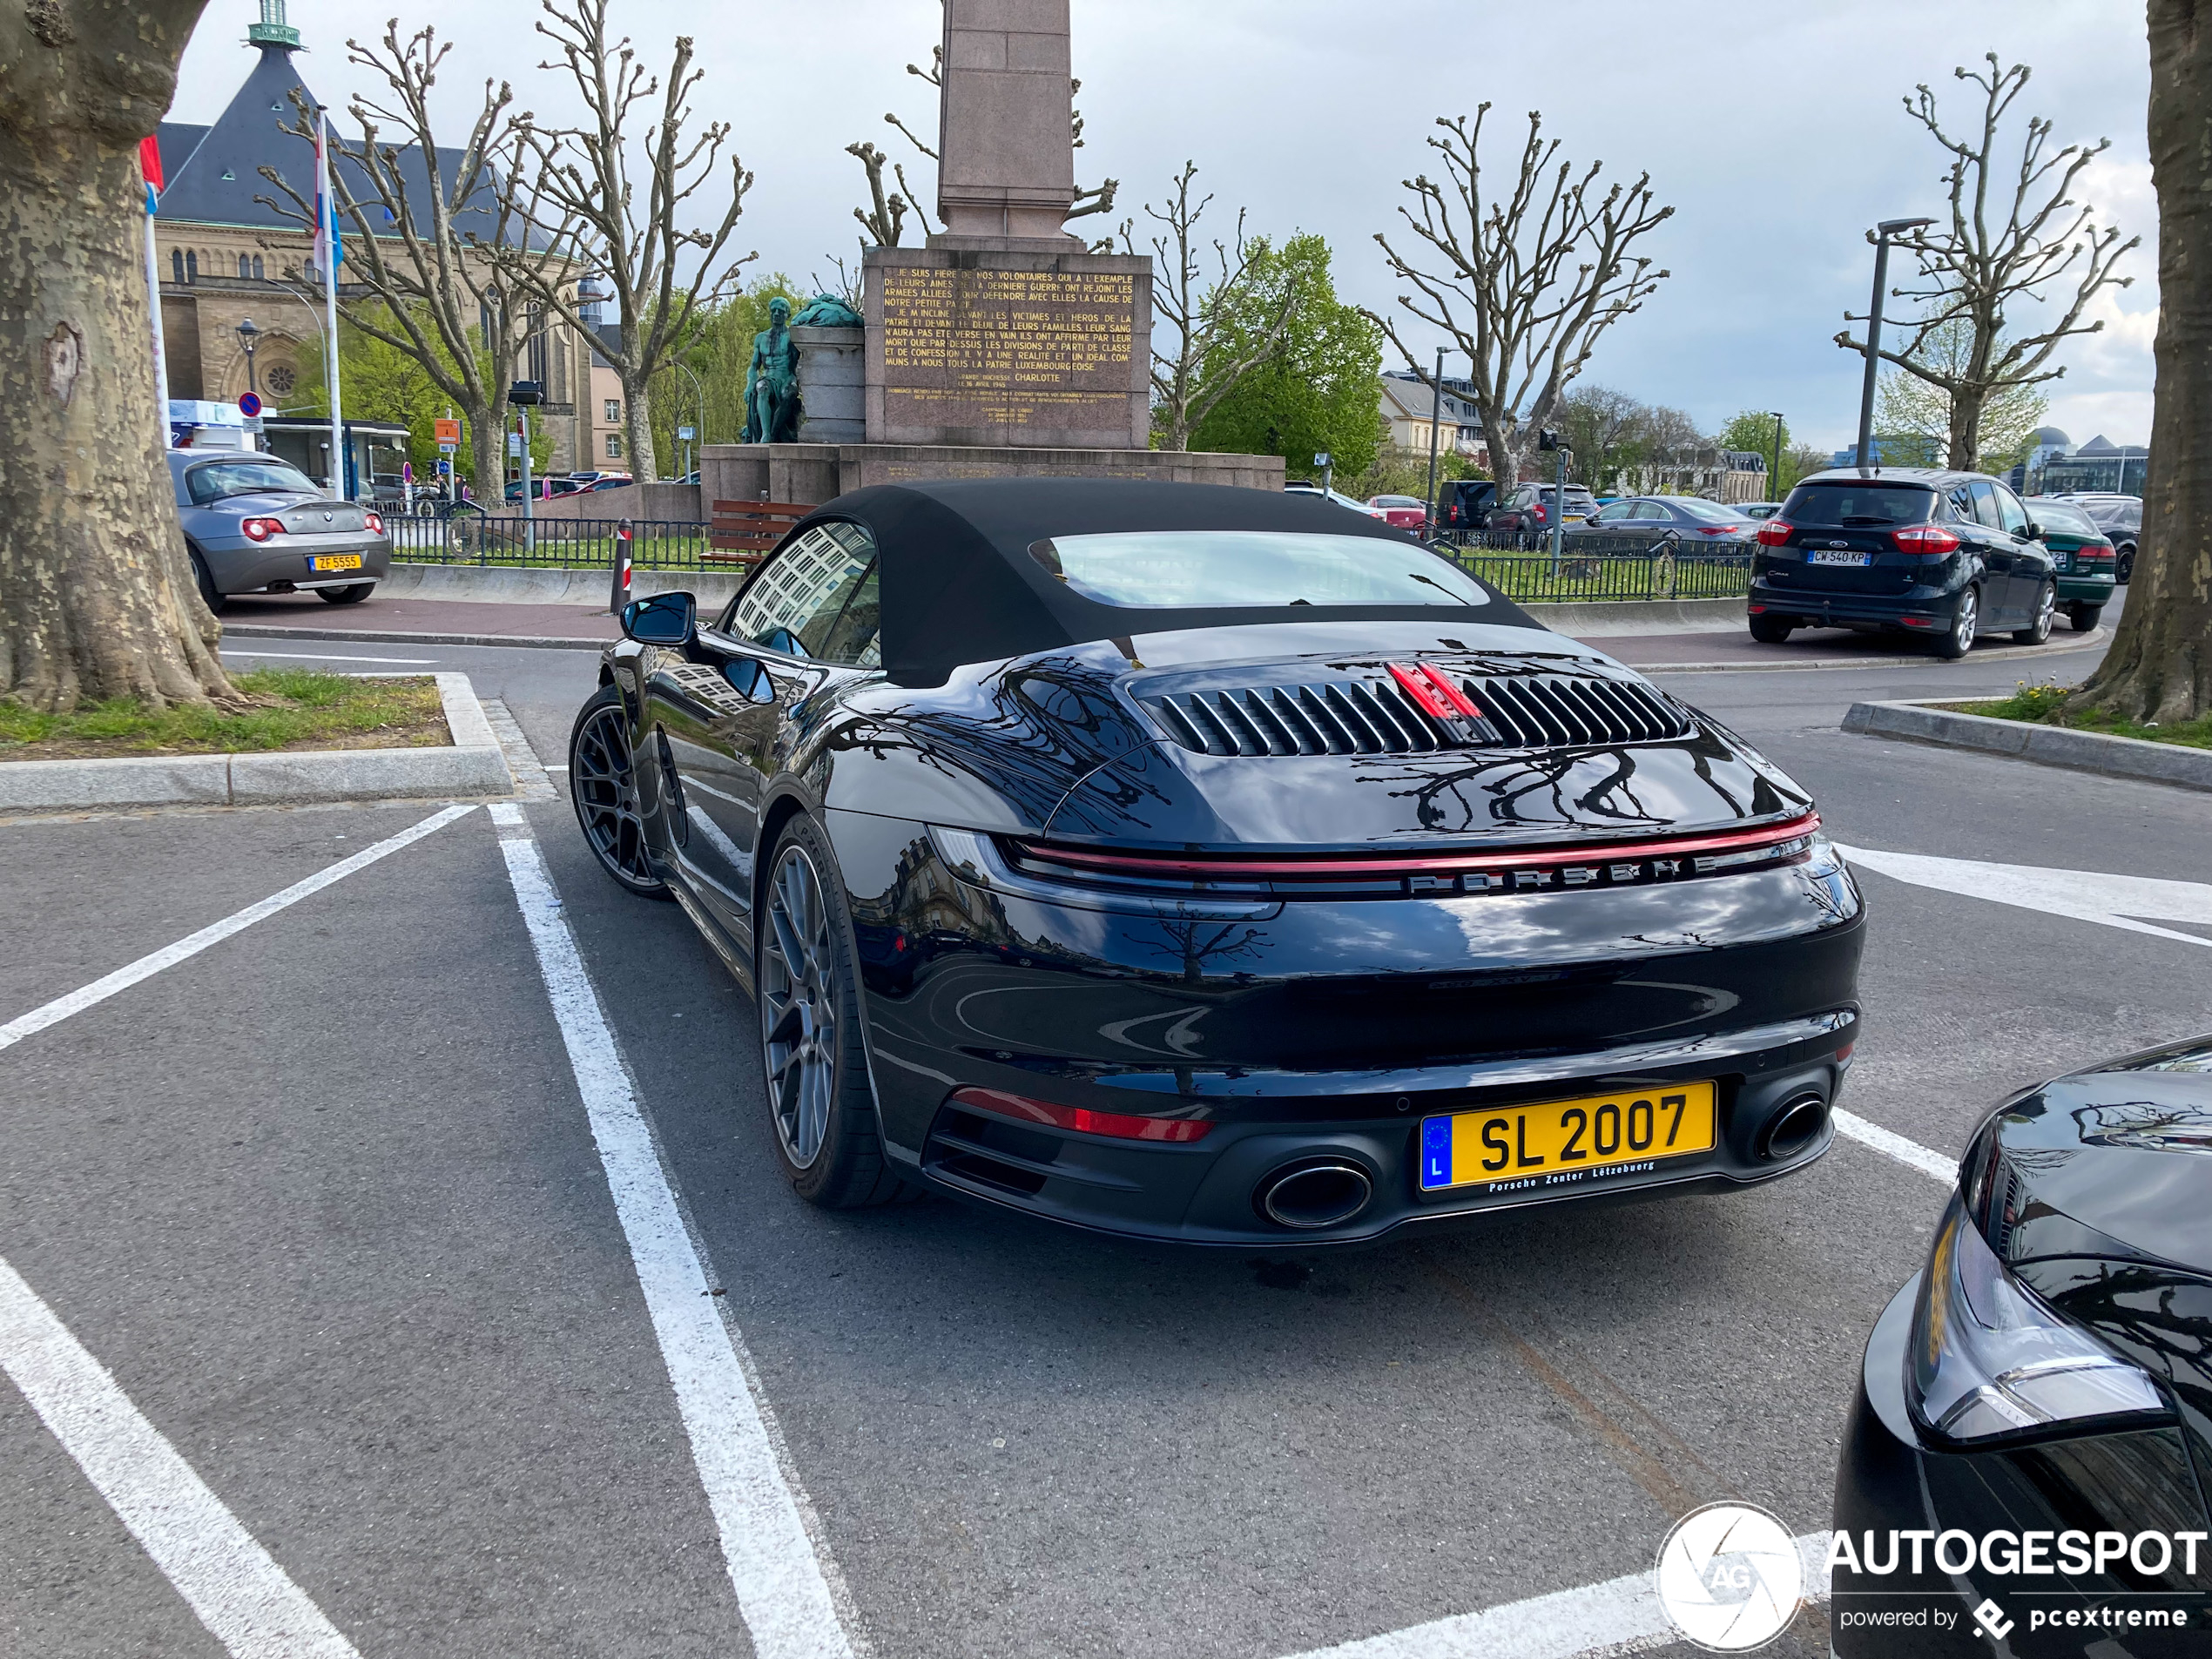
[4,619,2208,1659]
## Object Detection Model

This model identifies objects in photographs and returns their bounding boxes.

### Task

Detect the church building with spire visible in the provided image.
[152,1,620,478]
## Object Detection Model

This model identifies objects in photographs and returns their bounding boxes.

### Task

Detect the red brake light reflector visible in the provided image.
[1755,520,1792,546]
[240,516,279,542]
[950,1087,1212,1143]
[364,509,384,535]
[1892,524,1960,555]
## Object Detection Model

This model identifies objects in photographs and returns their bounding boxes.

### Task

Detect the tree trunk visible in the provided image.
[1481,413,1519,489]
[1946,384,1984,470]
[0,124,233,710]
[469,404,505,509]
[624,374,658,483]
[2078,0,2212,724]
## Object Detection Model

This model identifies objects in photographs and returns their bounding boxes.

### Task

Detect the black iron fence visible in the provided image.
[1440,532,1754,604]
[383,515,1751,604]
[386,514,718,570]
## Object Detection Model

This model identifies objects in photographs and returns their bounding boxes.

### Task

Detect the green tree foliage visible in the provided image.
[1188,235,1382,477]
[1876,314,2050,473]
[293,306,550,486]
[1713,408,1827,496]
[646,273,806,475]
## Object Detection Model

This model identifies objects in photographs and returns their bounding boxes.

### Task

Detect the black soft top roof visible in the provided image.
[791,477,1537,685]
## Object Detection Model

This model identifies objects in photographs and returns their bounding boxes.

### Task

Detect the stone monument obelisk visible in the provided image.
[702,0,1284,504]
[863,0,1152,449]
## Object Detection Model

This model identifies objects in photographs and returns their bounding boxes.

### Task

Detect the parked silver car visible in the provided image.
[167,450,391,612]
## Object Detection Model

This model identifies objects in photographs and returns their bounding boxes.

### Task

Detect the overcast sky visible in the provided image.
[172,0,2155,453]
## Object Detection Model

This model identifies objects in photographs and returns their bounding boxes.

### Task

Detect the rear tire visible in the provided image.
[2116,546,2134,584]
[2013,580,2055,645]
[756,813,912,1209]
[2068,603,2105,633]
[1933,586,1978,660]
[316,583,374,605]
[190,551,226,615]
[1749,613,1794,644]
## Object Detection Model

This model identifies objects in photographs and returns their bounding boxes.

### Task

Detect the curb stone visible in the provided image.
[0,672,516,813]
[1842,697,2212,793]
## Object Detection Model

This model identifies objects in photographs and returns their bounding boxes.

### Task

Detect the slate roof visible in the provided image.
[154,42,522,246]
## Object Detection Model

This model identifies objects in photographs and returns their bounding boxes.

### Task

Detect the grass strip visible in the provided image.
[0,670,448,761]
[1939,681,2212,751]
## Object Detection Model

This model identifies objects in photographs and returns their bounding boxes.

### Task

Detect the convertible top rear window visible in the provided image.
[1028,531,1490,610]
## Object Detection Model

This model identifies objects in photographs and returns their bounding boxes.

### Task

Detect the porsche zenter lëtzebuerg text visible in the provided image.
[570,479,1865,1244]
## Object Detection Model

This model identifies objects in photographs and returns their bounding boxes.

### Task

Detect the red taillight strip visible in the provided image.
[1008,813,1820,881]
[950,1086,1212,1143]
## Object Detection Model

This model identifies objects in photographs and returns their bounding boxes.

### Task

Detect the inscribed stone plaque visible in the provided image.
[879,264,1136,435]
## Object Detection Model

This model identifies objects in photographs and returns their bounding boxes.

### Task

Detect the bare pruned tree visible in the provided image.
[2078,3,2209,725]
[1121,163,1299,452]
[2,0,234,709]
[1838,56,2138,470]
[497,0,754,481]
[260,23,577,502]
[1372,105,1671,488]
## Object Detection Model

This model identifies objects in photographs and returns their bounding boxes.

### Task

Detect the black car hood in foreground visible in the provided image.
[1973,1036,2212,1274]
[820,621,1811,850]
[1967,1036,2212,1473]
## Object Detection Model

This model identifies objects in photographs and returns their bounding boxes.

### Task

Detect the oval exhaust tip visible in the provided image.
[1258,1162,1374,1230]
[1758,1092,1830,1162]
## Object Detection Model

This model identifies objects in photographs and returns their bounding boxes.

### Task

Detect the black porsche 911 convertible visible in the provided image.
[570,478,1865,1245]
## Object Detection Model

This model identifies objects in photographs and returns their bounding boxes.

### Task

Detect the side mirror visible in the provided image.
[2022,521,2042,542]
[623,590,696,646]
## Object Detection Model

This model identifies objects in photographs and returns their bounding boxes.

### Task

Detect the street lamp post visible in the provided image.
[235,316,260,399]
[1769,412,1786,501]
[1854,217,1934,471]
[1423,347,1446,536]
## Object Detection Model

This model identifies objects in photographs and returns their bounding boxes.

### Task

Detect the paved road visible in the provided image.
[5,612,2205,1659]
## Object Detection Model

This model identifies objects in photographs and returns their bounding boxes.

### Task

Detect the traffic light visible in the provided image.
[1537,429,1560,452]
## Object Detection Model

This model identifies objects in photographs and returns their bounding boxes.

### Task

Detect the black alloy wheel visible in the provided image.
[2013,580,2056,645]
[317,583,374,605]
[2117,544,2135,584]
[756,814,911,1208]
[2068,602,2105,633]
[1933,585,1978,661]
[1749,613,1794,644]
[568,685,668,899]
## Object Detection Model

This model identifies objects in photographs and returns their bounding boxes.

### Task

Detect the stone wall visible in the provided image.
[700,442,1285,513]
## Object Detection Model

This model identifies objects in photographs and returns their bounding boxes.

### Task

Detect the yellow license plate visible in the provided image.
[1420,1081,1716,1193]
[308,554,363,571]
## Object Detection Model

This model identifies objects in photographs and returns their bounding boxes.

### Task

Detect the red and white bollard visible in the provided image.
[610,519,634,614]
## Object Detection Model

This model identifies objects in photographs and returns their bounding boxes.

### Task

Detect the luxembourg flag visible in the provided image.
[311,112,340,280]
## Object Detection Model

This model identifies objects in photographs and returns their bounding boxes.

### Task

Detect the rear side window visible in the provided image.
[1779,483,1935,528]
[730,522,880,663]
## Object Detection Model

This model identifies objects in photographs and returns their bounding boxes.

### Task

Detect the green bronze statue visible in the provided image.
[789,293,863,328]
[741,295,802,444]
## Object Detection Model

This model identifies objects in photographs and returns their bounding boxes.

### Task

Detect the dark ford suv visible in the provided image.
[1747,469,2058,660]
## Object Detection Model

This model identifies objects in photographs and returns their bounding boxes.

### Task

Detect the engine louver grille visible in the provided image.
[1143,674,1690,757]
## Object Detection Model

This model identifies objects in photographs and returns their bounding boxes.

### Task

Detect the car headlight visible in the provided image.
[1907,1192,2170,1446]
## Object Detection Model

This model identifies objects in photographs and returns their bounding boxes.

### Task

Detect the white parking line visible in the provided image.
[1831,1109,1955,1184]
[0,1256,359,1658]
[220,650,439,664]
[485,800,856,1659]
[0,803,477,1054]
[1278,1531,1831,1659]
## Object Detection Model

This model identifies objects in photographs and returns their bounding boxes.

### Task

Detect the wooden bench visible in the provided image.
[707,499,816,566]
